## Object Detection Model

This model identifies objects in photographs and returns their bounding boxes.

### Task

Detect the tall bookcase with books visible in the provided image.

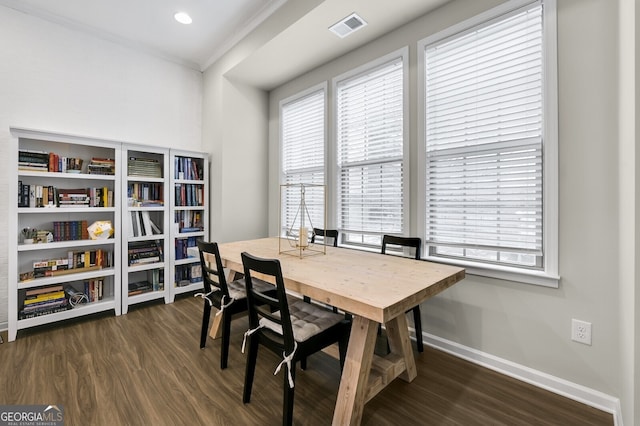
[169,150,209,302]
[8,128,121,342]
[121,146,170,314]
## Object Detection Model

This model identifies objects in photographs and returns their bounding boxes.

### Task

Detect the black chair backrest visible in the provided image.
[241,252,295,352]
[381,235,421,260]
[197,240,230,298]
[311,228,339,247]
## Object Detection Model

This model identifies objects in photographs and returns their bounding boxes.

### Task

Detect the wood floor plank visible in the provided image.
[0,295,613,426]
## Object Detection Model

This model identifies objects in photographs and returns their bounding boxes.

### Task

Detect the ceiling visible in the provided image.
[0,0,285,70]
[0,0,452,89]
[228,0,452,89]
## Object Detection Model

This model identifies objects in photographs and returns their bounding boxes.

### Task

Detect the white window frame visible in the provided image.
[332,47,410,249]
[279,83,328,236]
[417,0,558,287]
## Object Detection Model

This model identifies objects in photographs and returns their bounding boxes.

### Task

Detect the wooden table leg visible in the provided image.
[332,315,378,426]
[208,309,223,339]
[384,313,417,382]
[208,269,239,340]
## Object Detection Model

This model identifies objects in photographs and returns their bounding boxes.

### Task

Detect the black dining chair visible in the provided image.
[240,251,351,426]
[310,227,339,247]
[381,235,424,353]
[304,228,339,309]
[195,241,276,369]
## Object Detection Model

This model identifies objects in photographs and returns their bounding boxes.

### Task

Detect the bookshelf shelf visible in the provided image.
[17,267,117,290]
[18,207,117,214]
[16,297,117,330]
[127,176,164,184]
[176,231,205,238]
[172,282,204,297]
[175,257,199,266]
[18,239,116,252]
[18,171,116,181]
[174,206,205,212]
[128,234,166,243]
[127,262,166,273]
[128,206,165,212]
[126,290,166,304]
[169,150,208,302]
[9,128,122,341]
[174,179,204,185]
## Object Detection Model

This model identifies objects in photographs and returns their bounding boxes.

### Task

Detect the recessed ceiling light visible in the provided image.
[174,12,192,25]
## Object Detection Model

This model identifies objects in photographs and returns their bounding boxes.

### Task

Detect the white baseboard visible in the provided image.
[422,332,623,426]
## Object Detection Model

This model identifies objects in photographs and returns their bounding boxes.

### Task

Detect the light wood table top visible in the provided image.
[217,237,464,323]
[216,237,465,425]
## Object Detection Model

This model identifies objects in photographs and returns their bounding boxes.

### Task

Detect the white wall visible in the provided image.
[0,6,203,327]
[202,67,269,243]
[268,0,635,423]
[619,0,638,422]
[201,44,270,244]
[201,0,324,244]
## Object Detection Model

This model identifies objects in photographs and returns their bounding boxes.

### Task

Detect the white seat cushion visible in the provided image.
[227,277,273,300]
[259,299,345,342]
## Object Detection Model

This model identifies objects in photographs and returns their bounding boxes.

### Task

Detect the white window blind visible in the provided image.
[281,89,325,235]
[336,58,404,246]
[425,2,543,268]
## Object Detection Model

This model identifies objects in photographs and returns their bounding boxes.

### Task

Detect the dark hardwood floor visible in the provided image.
[0,295,613,426]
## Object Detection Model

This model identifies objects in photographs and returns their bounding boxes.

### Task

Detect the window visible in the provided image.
[280,87,326,236]
[420,0,558,285]
[335,50,408,248]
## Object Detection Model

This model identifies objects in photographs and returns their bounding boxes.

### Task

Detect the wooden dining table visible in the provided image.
[212,237,465,425]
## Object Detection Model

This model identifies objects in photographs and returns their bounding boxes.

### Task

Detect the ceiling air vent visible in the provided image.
[329,13,367,38]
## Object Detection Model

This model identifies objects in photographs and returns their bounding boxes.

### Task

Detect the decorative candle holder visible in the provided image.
[279,183,326,258]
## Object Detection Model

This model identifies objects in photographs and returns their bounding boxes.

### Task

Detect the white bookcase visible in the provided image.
[8,128,122,342]
[121,145,170,314]
[169,150,209,302]
[8,129,210,340]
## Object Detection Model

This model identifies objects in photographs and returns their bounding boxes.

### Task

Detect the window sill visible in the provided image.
[424,255,560,288]
[338,243,560,288]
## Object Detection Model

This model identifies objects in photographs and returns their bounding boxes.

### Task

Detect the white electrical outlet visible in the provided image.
[571,319,592,345]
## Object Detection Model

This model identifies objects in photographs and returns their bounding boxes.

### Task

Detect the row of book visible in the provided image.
[19,285,69,319]
[128,182,163,206]
[20,249,113,282]
[175,263,202,287]
[174,156,203,181]
[175,183,204,207]
[73,279,104,304]
[175,210,203,233]
[52,220,90,242]
[19,150,83,173]
[128,240,164,266]
[81,280,103,303]
[175,236,199,260]
[17,182,113,208]
[128,269,164,296]
[18,280,106,320]
[128,156,162,178]
[87,158,115,175]
[128,211,162,238]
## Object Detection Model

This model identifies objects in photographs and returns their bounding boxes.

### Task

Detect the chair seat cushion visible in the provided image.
[227,278,272,300]
[259,299,345,342]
